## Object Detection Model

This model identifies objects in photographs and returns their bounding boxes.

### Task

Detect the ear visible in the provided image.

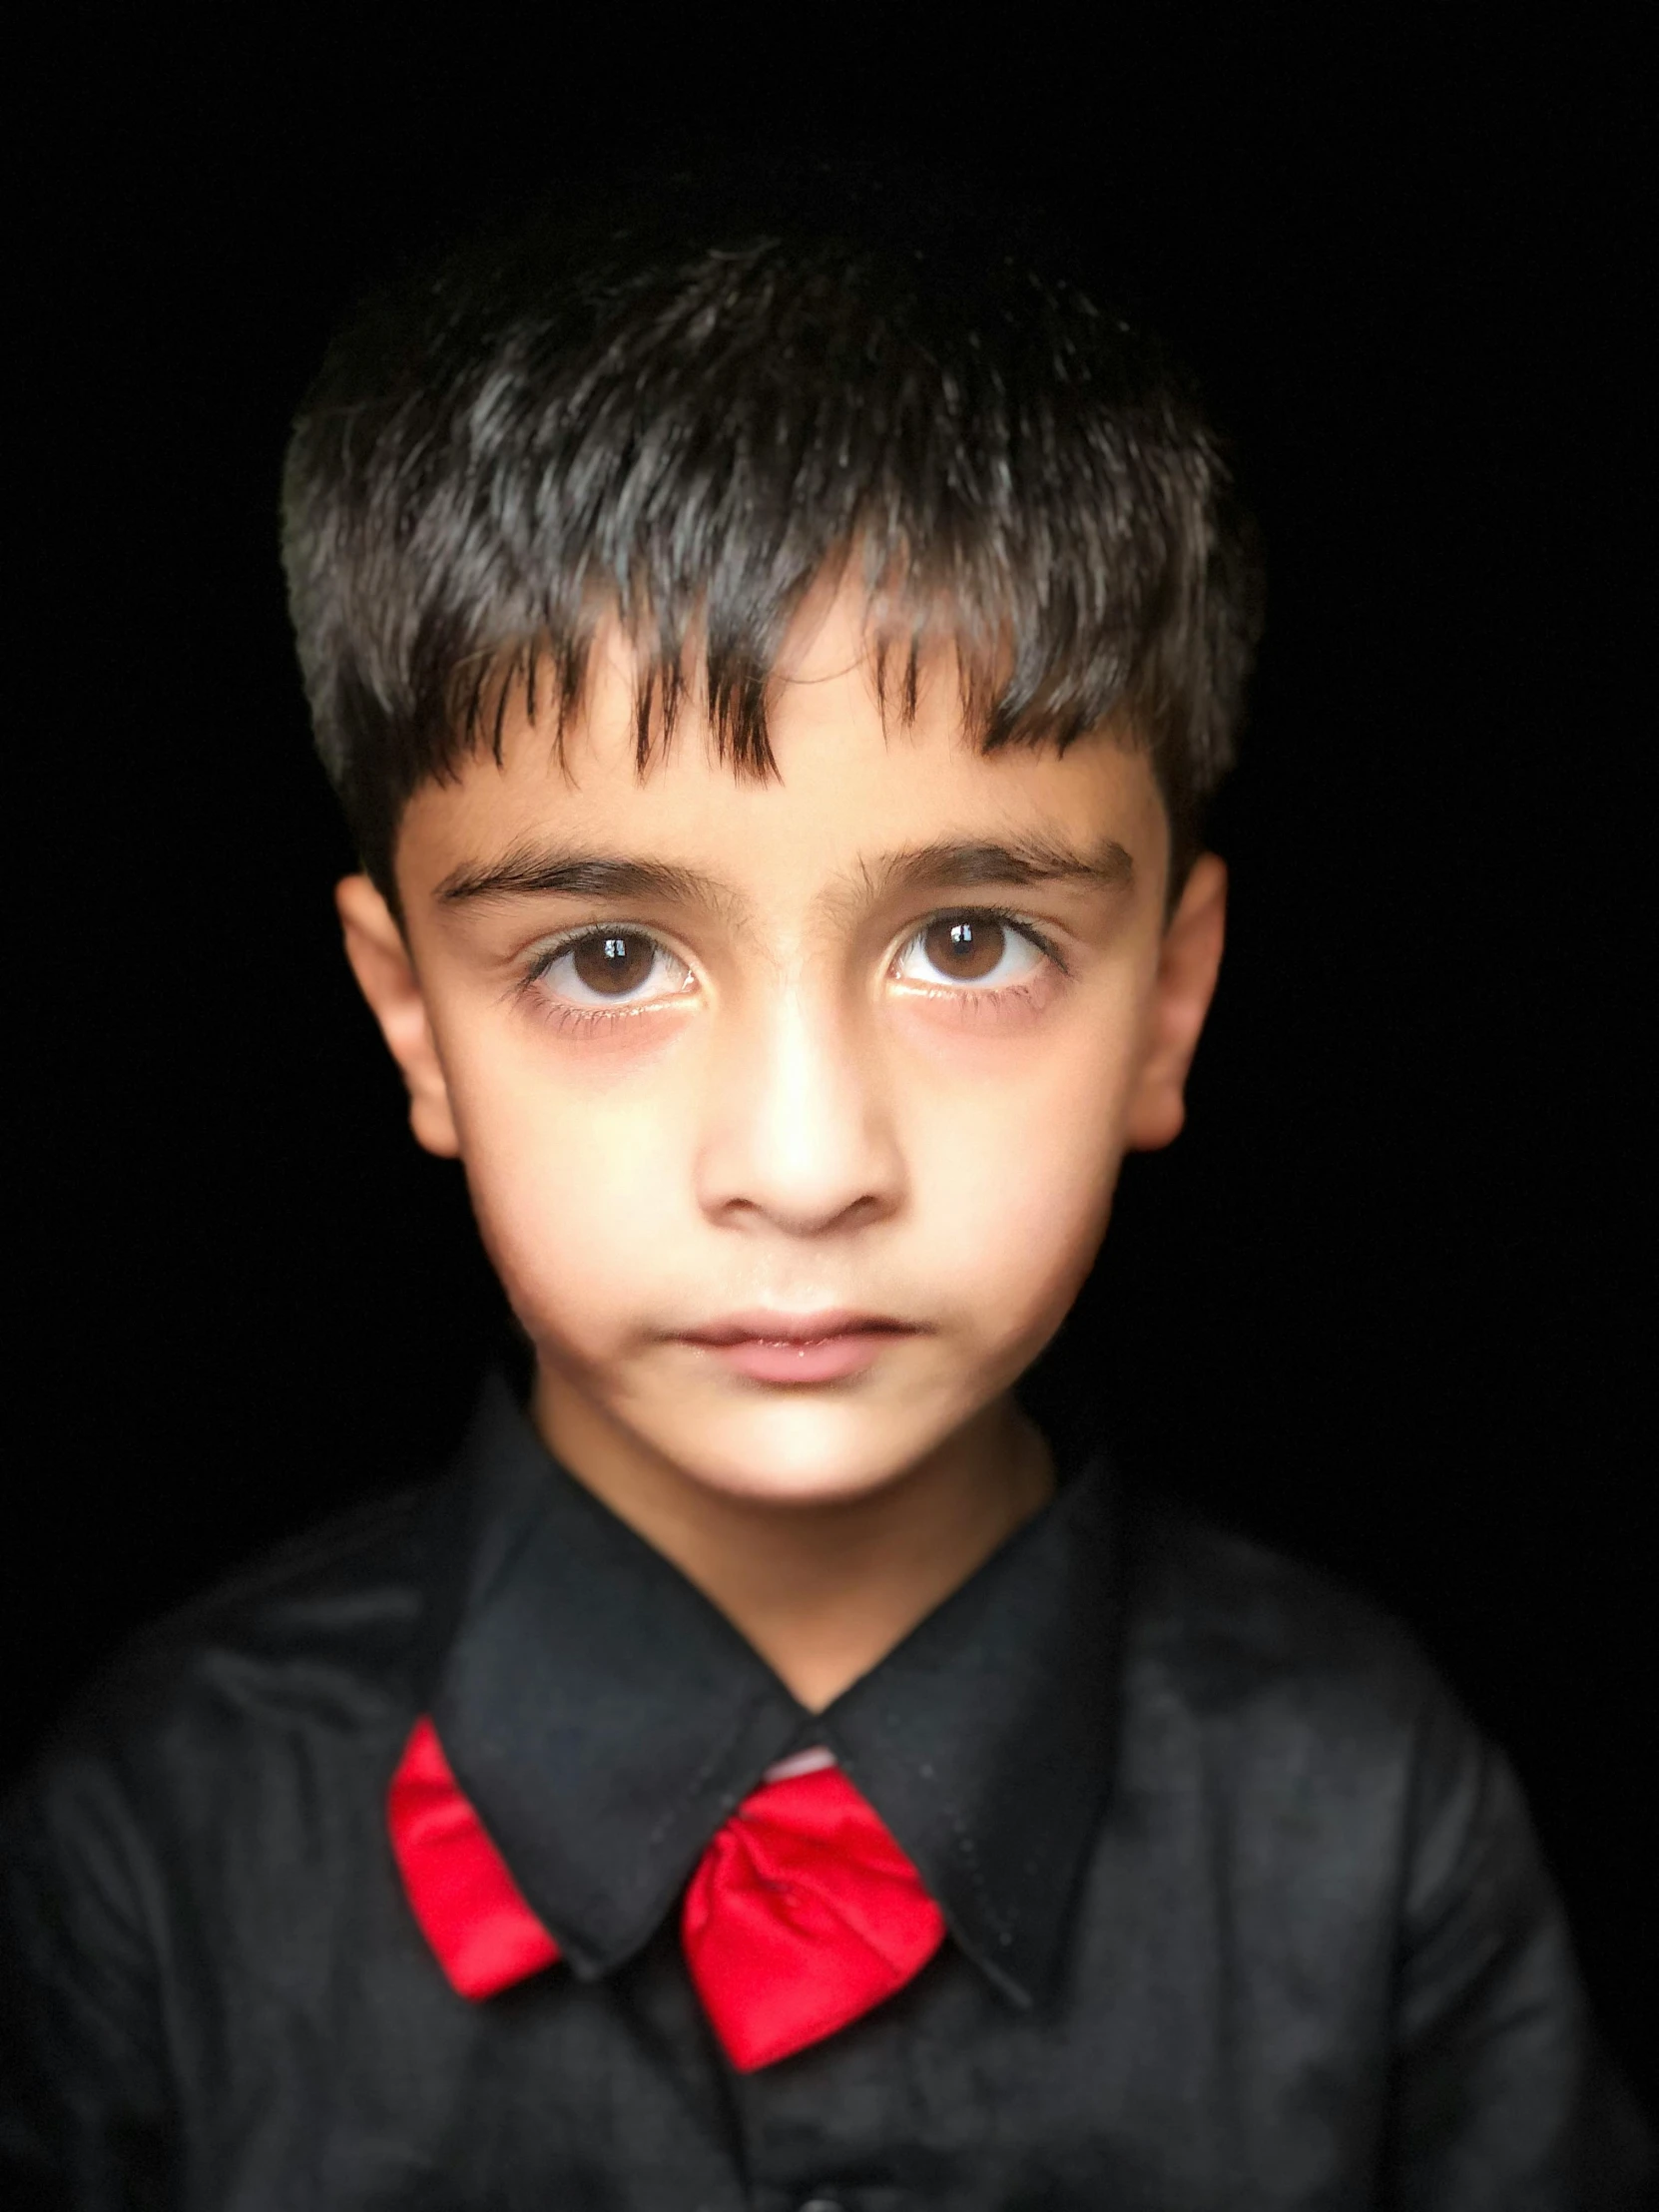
[335,874,462,1159]
[1122,852,1227,1152]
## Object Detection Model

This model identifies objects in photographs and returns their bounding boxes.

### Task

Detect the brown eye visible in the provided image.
[893,912,1048,996]
[570,931,658,996]
[921,915,1006,980]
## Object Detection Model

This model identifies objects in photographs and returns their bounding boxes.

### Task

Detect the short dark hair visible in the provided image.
[281,160,1263,913]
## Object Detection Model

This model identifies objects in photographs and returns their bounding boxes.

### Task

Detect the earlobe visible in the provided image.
[334,875,462,1159]
[1122,853,1228,1153]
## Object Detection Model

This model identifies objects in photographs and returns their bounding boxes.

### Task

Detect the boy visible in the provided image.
[3,164,1651,2206]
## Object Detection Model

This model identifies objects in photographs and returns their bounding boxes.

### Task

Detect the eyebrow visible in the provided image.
[857,835,1133,898]
[433,832,1133,913]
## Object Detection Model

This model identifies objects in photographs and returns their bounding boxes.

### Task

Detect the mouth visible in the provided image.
[676,1311,918,1385]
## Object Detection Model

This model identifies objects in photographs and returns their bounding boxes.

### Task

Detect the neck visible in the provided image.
[529,1378,1056,1711]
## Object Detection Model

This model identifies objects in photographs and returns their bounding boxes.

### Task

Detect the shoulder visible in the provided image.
[1124,1489,1435,1697]
[2,1481,442,1874]
[0,1481,449,2124]
[0,1485,452,2179]
[1109,1492,1574,2008]
[1110,1497,1658,2196]
[1115,1489,1484,1833]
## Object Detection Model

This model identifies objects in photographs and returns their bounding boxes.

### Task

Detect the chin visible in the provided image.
[664,1396,956,1507]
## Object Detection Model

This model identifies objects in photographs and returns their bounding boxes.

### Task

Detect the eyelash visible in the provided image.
[514,907,1068,1035]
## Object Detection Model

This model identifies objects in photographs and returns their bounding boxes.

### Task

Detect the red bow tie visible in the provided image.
[387,1717,947,2071]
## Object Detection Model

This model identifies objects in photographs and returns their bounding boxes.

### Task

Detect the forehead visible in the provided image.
[394,587,1169,911]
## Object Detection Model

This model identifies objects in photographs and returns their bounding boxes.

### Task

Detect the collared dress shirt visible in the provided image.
[2,1376,1652,2209]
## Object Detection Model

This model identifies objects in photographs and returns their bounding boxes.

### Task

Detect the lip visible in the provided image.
[681,1310,910,1346]
[678,1311,917,1385]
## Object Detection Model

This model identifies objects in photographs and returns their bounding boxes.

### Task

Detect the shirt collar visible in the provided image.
[421,1373,1125,2008]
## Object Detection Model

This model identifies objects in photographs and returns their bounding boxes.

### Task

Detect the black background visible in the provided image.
[10,6,1653,2109]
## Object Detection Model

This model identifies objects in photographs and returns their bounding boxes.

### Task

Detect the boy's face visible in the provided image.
[341,582,1225,1509]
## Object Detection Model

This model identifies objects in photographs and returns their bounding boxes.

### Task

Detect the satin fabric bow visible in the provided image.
[387,1717,946,2070]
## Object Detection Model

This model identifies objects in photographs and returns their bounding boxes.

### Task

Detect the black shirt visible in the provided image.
[2,1378,1651,2209]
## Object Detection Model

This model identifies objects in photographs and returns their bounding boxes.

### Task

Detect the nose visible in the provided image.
[693,979,904,1236]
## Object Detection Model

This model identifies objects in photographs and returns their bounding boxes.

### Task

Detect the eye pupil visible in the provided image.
[572,931,654,995]
[924,915,1005,980]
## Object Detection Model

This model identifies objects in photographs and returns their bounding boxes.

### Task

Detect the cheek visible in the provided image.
[904,1029,1134,1334]
[444,1046,689,1353]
